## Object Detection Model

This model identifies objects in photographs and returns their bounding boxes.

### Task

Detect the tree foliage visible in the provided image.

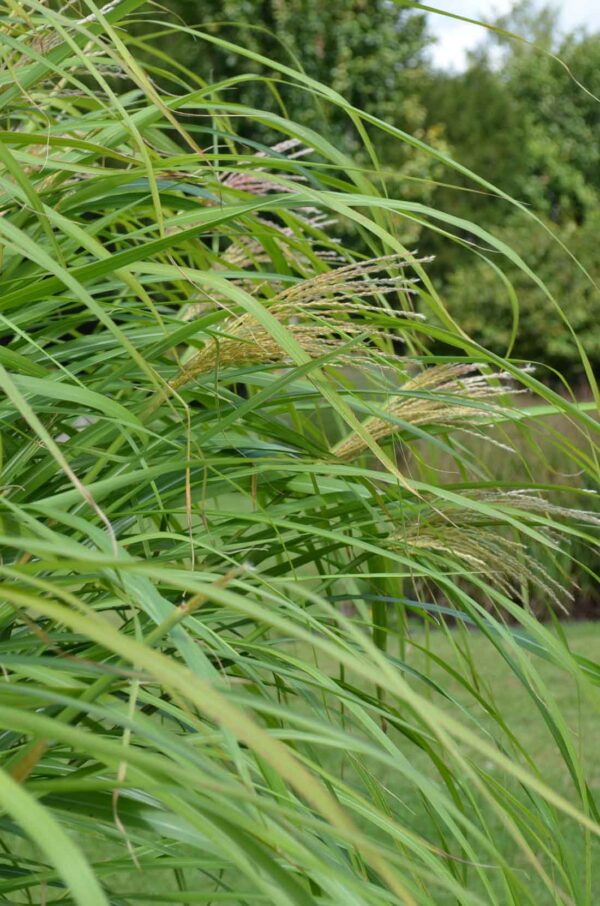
[144,0,430,151]
[418,1,600,376]
[491,1,600,220]
[443,213,600,374]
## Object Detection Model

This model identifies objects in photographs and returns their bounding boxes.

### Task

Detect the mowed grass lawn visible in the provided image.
[409,620,600,787]
[61,621,600,905]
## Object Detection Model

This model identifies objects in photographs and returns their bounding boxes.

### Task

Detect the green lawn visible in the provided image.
[408,620,600,785]
[385,620,600,904]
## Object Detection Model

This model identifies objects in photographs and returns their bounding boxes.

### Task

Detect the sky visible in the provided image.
[426,1,600,69]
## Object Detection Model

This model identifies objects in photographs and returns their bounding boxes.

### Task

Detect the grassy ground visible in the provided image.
[408,620,600,787]
[385,620,600,904]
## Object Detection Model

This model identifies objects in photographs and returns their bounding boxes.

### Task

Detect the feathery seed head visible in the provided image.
[172,254,423,388]
[334,362,514,460]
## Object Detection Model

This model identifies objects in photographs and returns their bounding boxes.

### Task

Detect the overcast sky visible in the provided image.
[427,1,600,69]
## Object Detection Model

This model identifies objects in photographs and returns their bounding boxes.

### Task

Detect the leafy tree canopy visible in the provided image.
[142,0,430,152]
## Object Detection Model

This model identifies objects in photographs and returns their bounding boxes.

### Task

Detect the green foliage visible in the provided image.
[0,3,599,905]
[146,0,429,149]
[418,2,600,376]
[424,1,600,223]
[420,62,529,224]
[134,1,445,239]
[491,1,600,220]
[442,213,600,375]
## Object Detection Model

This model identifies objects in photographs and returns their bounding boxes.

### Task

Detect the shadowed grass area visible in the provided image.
[412,392,600,617]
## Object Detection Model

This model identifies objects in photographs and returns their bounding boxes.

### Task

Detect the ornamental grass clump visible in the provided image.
[0,3,599,906]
